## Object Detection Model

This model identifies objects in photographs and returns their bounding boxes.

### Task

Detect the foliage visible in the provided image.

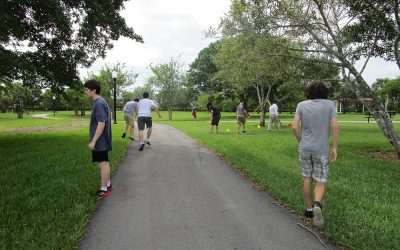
[147,58,186,120]
[86,62,138,109]
[0,1,143,89]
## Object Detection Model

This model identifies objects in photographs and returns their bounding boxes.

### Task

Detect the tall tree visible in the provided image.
[0,1,143,88]
[223,0,400,156]
[148,58,184,120]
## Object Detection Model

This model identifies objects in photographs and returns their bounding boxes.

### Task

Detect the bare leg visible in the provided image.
[237,123,240,133]
[124,122,129,133]
[210,125,213,134]
[98,161,110,188]
[314,182,326,203]
[139,130,144,143]
[303,177,313,208]
[243,123,246,132]
[147,127,152,140]
[216,126,218,134]
[129,125,134,139]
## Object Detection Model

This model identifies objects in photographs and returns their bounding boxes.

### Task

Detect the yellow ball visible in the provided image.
[226,128,231,132]
[257,125,261,128]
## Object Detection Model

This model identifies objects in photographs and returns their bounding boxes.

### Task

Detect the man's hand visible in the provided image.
[88,142,96,151]
[329,148,337,162]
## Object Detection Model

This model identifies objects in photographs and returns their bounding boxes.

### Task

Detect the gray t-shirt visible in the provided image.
[123,101,138,116]
[90,97,112,152]
[236,103,246,116]
[296,99,336,155]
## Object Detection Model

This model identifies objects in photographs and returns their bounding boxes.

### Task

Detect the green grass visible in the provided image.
[1,110,400,249]
[158,112,400,250]
[0,112,130,249]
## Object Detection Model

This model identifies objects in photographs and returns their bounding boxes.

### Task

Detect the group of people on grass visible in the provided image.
[84,79,338,229]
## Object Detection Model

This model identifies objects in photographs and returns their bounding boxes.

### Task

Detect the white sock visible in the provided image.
[100,186,107,191]
[306,208,313,212]
[107,181,111,187]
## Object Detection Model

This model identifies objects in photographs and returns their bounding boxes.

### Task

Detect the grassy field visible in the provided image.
[0,111,130,249]
[156,111,400,250]
[1,110,400,249]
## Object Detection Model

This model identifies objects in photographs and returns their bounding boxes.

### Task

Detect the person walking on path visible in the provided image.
[268,101,281,131]
[207,102,221,134]
[84,80,113,199]
[122,97,139,141]
[292,81,339,228]
[137,92,162,151]
[236,98,250,134]
[192,105,197,121]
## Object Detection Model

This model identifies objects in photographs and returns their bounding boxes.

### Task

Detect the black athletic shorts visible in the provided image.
[211,116,221,126]
[92,151,109,163]
[138,116,152,130]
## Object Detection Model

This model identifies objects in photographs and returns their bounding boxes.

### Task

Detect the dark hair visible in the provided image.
[143,92,149,98]
[240,98,244,103]
[134,98,140,102]
[84,80,101,95]
[206,102,212,111]
[305,81,328,100]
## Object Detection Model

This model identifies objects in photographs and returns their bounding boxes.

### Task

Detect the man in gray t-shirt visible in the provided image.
[292,81,339,229]
[236,98,249,134]
[122,98,139,141]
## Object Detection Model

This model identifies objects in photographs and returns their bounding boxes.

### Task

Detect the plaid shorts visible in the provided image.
[299,153,329,183]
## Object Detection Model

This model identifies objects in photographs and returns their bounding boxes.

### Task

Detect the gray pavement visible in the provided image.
[79,124,336,250]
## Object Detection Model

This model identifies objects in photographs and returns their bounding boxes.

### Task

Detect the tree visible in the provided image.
[86,62,138,112]
[0,1,143,88]
[343,1,400,70]
[63,88,91,116]
[225,0,400,156]
[148,58,185,120]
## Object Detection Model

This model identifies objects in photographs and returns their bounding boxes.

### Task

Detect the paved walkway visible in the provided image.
[79,124,336,250]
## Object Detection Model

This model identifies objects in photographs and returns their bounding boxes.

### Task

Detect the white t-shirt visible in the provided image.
[137,98,156,117]
[269,103,278,115]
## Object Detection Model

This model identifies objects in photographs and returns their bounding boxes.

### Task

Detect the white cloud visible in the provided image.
[80,0,400,88]
[80,0,231,87]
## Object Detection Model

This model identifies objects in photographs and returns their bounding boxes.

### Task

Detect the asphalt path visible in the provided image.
[79,124,337,250]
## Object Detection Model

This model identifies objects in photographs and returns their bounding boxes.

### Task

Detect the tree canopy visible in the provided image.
[0,0,143,88]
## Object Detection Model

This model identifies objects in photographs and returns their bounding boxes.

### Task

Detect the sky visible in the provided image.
[80,0,400,87]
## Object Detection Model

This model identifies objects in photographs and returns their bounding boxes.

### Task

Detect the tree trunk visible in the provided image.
[348,65,400,158]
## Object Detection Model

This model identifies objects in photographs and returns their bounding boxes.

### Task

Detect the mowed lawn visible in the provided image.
[0,112,130,249]
[1,110,400,249]
[156,111,400,250]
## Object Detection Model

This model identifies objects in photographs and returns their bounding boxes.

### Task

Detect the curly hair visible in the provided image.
[305,81,328,100]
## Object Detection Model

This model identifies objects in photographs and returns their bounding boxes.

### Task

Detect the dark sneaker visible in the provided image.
[242,130,246,133]
[128,137,135,141]
[313,201,324,228]
[122,132,126,138]
[139,143,145,151]
[146,141,151,145]
[97,189,111,199]
[304,209,314,218]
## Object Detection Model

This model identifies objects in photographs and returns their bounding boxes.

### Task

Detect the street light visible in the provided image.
[53,95,56,117]
[112,71,117,124]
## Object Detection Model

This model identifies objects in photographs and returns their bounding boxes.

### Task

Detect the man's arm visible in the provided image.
[152,105,162,118]
[292,114,301,142]
[330,117,339,161]
[88,121,105,151]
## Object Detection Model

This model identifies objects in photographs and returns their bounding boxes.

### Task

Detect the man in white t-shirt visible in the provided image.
[136,92,162,151]
[268,101,281,130]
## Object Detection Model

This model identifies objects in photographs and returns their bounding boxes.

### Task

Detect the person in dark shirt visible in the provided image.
[207,102,221,134]
[84,79,113,199]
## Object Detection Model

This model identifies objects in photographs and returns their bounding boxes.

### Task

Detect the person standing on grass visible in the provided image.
[236,98,250,134]
[292,81,339,228]
[84,79,113,199]
[122,97,139,141]
[137,92,162,151]
[207,102,221,134]
[268,101,281,131]
[192,105,197,121]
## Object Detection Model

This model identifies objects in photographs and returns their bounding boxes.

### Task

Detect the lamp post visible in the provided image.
[112,71,117,124]
[52,95,56,117]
